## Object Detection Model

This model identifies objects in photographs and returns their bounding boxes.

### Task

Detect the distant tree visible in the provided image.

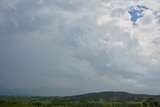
[144,98,159,107]
[153,100,159,107]
[143,101,147,107]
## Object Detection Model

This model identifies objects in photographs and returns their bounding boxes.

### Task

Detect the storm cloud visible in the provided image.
[0,0,160,96]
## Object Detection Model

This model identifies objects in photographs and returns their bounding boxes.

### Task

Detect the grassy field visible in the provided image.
[0,97,148,107]
[0,102,143,107]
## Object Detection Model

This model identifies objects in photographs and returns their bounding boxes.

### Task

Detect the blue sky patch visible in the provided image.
[128,5,148,23]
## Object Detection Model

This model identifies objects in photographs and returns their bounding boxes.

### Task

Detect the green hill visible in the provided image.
[1,91,160,107]
[60,91,160,102]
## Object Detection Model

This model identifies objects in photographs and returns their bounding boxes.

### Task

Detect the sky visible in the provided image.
[0,0,160,96]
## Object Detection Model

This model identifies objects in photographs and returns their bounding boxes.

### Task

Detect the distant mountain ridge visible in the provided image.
[61,91,160,102]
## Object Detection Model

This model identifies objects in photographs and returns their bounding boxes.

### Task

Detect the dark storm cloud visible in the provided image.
[0,0,160,96]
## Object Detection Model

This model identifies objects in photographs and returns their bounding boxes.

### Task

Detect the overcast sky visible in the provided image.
[0,0,160,96]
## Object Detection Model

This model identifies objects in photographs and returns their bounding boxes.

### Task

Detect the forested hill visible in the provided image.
[1,91,160,107]
[1,91,160,102]
[61,91,160,102]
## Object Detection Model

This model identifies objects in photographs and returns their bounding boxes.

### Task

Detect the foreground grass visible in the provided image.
[0,102,144,107]
[0,96,156,107]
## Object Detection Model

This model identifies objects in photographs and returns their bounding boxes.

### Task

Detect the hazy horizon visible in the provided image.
[1,0,160,96]
[0,90,159,97]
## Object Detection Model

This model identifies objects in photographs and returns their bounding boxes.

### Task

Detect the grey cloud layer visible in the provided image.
[0,0,160,96]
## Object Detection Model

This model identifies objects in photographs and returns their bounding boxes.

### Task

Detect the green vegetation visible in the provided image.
[0,91,160,107]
